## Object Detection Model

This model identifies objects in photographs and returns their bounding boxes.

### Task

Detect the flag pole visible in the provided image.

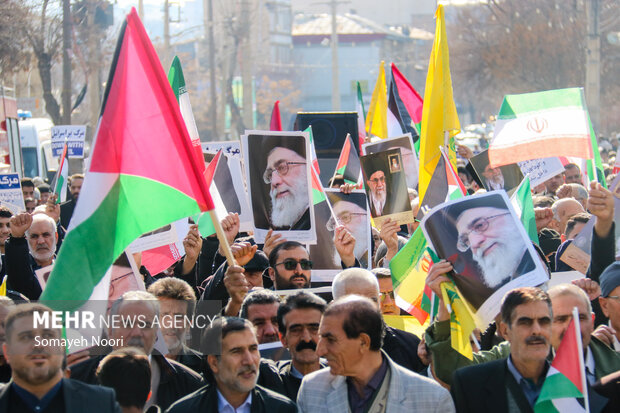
[207,209,236,267]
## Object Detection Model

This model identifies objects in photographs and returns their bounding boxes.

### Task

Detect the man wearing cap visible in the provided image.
[599,262,620,351]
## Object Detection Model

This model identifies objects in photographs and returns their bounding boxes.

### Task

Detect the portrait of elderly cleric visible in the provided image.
[360,148,413,228]
[243,131,315,243]
[363,134,419,190]
[421,191,539,312]
[469,149,524,195]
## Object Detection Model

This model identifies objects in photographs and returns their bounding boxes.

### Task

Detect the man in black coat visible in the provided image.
[166,316,296,412]
[59,173,83,229]
[1,303,121,412]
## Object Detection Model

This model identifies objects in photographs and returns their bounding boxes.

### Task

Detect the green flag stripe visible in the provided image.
[536,372,584,405]
[498,88,585,119]
[42,175,201,305]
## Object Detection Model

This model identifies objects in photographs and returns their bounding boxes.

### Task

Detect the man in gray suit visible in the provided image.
[297,296,454,412]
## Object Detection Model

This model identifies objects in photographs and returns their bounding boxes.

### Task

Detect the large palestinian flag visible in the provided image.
[41,8,213,306]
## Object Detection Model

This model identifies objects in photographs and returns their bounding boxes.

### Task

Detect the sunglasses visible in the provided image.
[275,259,313,271]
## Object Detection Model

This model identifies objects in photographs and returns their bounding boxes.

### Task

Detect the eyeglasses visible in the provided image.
[456,213,511,252]
[368,176,385,185]
[263,160,306,184]
[606,295,620,302]
[326,212,367,231]
[274,259,313,271]
[379,290,395,303]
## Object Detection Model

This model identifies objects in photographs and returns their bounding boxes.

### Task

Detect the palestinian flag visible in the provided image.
[489,88,593,168]
[270,100,282,131]
[52,142,69,204]
[387,82,404,138]
[311,163,326,205]
[306,125,320,174]
[356,82,366,148]
[390,63,423,140]
[41,8,214,308]
[535,307,588,413]
[334,134,361,185]
[510,176,539,244]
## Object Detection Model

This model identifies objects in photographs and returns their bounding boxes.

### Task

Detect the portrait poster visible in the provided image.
[203,151,253,233]
[470,149,524,195]
[362,133,419,190]
[309,189,371,282]
[420,191,549,327]
[241,130,316,244]
[360,148,414,228]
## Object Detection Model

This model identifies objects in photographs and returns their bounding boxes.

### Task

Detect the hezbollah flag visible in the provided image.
[418,4,460,203]
[365,61,388,139]
[41,8,214,306]
[441,281,477,360]
[535,307,588,413]
[333,134,361,185]
[488,88,593,168]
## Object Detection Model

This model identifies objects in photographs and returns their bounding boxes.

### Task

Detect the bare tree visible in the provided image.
[0,1,31,77]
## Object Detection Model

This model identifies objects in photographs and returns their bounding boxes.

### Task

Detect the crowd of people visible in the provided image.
[0,134,620,413]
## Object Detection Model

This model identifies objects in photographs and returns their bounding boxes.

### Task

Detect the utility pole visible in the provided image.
[62,0,72,125]
[87,0,100,137]
[138,0,144,20]
[163,0,171,67]
[205,0,217,137]
[330,0,340,111]
[585,0,600,131]
[240,0,254,129]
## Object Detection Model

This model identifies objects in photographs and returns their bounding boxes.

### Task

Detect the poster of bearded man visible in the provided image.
[242,130,316,244]
[420,191,548,327]
[469,149,523,196]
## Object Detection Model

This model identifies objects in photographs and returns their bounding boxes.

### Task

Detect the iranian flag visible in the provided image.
[333,134,361,185]
[53,142,69,203]
[356,82,366,149]
[535,307,589,413]
[41,8,214,306]
[489,88,593,168]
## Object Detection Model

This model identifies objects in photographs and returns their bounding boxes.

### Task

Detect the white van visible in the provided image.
[18,118,58,180]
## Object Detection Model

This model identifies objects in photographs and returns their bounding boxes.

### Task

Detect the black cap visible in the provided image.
[538,228,561,256]
[600,262,620,297]
[244,250,269,272]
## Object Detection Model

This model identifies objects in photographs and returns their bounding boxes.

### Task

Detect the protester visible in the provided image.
[59,173,84,229]
[598,262,620,351]
[147,278,203,373]
[37,184,51,205]
[69,291,204,411]
[371,268,399,316]
[548,198,585,235]
[239,289,281,344]
[297,295,454,412]
[276,291,327,400]
[332,268,426,373]
[24,198,36,214]
[563,163,582,184]
[542,173,564,196]
[5,213,57,300]
[0,296,15,383]
[0,303,122,412]
[20,178,35,200]
[0,206,12,259]
[166,316,297,412]
[96,348,153,413]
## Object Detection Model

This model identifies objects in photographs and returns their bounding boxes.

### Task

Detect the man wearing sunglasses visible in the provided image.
[264,146,310,230]
[455,205,535,290]
[268,241,312,290]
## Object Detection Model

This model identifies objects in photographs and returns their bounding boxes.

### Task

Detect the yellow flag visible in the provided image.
[440,282,476,360]
[418,5,460,202]
[0,275,6,296]
[365,61,388,139]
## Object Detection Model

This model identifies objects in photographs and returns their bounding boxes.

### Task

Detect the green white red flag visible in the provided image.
[356,82,366,148]
[489,88,593,168]
[41,8,213,307]
[52,142,69,203]
[334,134,361,185]
[535,307,589,413]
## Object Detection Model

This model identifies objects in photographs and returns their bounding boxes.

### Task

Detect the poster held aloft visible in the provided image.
[51,125,86,158]
[420,191,549,327]
[469,149,523,195]
[363,133,419,190]
[360,148,414,228]
[241,130,316,244]
[0,173,25,214]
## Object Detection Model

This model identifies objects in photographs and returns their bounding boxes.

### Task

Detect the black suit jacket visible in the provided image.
[0,378,121,412]
[451,358,608,413]
[165,383,297,413]
[60,198,77,229]
[382,325,425,373]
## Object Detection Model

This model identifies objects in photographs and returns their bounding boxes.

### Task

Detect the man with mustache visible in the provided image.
[450,288,554,412]
[455,204,535,291]
[5,213,58,300]
[265,146,310,230]
[69,291,204,411]
[0,303,121,412]
[276,291,328,400]
[167,316,297,412]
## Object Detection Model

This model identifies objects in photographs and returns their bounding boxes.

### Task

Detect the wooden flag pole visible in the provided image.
[207,209,236,267]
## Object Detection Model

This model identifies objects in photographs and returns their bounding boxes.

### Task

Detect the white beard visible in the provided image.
[270,178,309,228]
[472,232,525,288]
[29,240,56,263]
[163,334,183,355]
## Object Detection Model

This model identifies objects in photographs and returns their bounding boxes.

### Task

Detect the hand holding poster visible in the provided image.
[421,191,549,327]
[241,130,316,244]
[360,148,414,228]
